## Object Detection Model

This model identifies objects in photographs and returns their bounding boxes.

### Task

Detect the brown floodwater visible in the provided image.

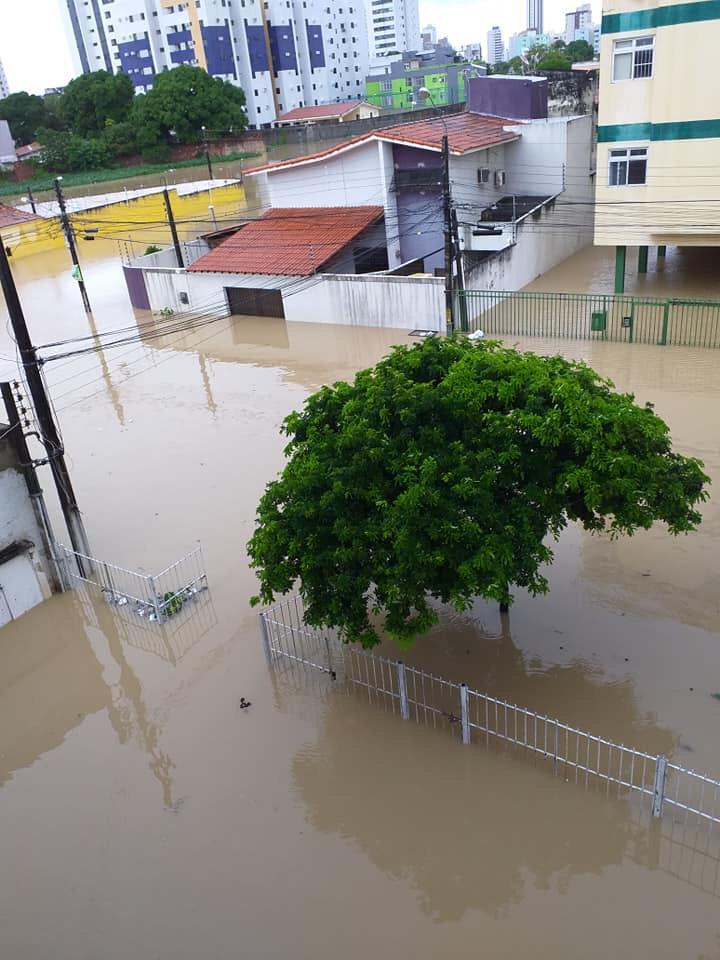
[1,242,720,958]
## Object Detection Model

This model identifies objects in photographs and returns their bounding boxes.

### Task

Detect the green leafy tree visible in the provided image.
[37,129,112,172]
[130,65,247,151]
[101,119,138,158]
[249,338,708,648]
[490,58,525,75]
[0,91,49,145]
[59,70,135,137]
[566,39,596,62]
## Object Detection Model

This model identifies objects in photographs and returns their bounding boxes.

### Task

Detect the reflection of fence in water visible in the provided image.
[260,595,720,828]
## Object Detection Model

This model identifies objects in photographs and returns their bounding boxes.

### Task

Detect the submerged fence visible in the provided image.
[260,595,720,826]
[457,290,720,348]
[62,544,208,623]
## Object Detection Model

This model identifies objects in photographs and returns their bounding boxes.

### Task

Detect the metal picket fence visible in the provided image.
[259,595,720,826]
[457,289,720,348]
[62,544,208,623]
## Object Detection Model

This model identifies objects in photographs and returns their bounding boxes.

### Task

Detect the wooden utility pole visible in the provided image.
[162,186,184,267]
[0,238,91,572]
[54,177,92,313]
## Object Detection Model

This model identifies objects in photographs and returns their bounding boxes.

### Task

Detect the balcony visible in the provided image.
[459,221,516,252]
[460,195,554,253]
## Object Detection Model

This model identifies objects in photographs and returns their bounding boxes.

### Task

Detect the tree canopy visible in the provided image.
[0,91,51,145]
[249,338,708,648]
[60,70,135,137]
[491,37,596,75]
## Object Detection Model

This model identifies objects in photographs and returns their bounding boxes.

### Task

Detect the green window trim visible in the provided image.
[602,0,720,34]
[598,119,720,142]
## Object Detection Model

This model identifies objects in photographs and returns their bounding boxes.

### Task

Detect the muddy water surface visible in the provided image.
[0,246,719,958]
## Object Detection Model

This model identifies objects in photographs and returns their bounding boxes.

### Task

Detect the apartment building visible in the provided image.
[0,57,9,100]
[527,0,544,33]
[594,0,720,290]
[564,3,593,42]
[365,0,421,59]
[486,26,504,64]
[61,0,371,127]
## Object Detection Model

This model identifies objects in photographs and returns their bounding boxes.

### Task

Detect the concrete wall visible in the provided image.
[0,438,55,624]
[264,140,385,209]
[285,274,444,330]
[464,192,592,291]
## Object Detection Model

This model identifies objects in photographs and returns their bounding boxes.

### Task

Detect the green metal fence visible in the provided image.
[456,290,720,348]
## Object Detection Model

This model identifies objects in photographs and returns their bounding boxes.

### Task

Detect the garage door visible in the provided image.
[225,287,285,319]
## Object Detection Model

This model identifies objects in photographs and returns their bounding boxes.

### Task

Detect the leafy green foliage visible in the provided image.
[36,129,113,172]
[59,70,135,137]
[0,91,50,145]
[491,38,596,75]
[130,65,247,149]
[249,338,708,648]
[566,39,595,63]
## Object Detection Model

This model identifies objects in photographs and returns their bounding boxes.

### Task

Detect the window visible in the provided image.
[609,147,647,186]
[612,36,654,80]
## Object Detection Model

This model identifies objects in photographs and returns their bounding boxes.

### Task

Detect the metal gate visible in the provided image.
[225,286,285,318]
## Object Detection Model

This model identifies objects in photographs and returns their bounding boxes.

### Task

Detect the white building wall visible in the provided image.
[265,140,387,208]
[366,0,421,58]
[286,274,443,328]
[450,145,510,211]
[0,468,53,624]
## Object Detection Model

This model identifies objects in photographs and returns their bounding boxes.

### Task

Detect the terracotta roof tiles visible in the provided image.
[188,206,384,276]
[0,203,39,228]
[277,100,369,122]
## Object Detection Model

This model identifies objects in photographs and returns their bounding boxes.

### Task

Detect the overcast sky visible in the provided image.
[0,0,599,95]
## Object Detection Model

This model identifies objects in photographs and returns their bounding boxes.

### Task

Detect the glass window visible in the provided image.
[612,36,654,81]
[609,147,647,186]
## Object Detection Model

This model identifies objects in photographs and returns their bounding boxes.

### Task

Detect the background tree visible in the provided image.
[566,39,596,62]
[0,91,50,145]
[36,129,113,172]
[130,65,247,148]
[249,338,708,648]
[59,70,135,137]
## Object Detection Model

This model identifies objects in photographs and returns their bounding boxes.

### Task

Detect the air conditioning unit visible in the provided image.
[477,167,491,184]
[494,169,507,188]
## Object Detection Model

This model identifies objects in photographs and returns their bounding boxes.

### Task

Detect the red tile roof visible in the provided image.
[188,206,384,276]
[244,111,521,176]
[15,142,43,159]
[0,203,39,228]
[277,100,370,122]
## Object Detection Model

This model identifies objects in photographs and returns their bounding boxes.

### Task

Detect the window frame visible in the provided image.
[608,146,648,187]
[611,35,655,82]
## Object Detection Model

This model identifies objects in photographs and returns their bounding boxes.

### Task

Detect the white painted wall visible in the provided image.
[503,119,568,197]
[286,274,444,330]
[0,467,53,623]
[450,145,510,212]
[264,141,386,209]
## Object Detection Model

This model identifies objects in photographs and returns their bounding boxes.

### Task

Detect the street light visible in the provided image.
[417,87,456,332]
[201,125,214,181]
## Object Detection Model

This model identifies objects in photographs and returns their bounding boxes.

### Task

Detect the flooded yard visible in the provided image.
[1,242,719,958]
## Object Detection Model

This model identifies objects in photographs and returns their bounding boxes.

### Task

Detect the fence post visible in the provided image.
[659,301,670,345]
[397,661,409,720]
[552,720,559,773]
[148,575,163,624]
[259,612,272,664]
[459,683,470,744]
[652,755,668,818]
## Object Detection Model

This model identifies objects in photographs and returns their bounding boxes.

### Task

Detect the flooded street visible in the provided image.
[1,242,720,958]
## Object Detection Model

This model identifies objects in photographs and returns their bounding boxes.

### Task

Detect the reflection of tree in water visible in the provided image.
[290,624,676,922]
[377,608,676,757]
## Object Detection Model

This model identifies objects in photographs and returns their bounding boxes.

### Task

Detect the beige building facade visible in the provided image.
[594,0,720,290]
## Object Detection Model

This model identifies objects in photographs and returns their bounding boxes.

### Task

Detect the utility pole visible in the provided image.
[0,239,92,571]
[441,134,455,332]
[162,185,184,268]
[450,207,467,332]
[54,177,92,313]
[201,126,214,180]
[23,188,37,215]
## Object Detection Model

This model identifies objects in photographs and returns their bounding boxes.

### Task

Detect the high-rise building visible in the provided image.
[420,24,437,51]
[460,42,483,62]
[564,3,593,42]
[61,0,371,128]
[366,0,421,59]
[0,56,9,100]
[486,26,504,65]
[527,0,543,33]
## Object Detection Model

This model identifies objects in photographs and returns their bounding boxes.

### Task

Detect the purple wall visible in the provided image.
[123,266,150,311]
[467,76,548,120]
[392,144,443,271]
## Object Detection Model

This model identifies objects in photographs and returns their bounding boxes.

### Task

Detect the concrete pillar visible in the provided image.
[638,246,648,273]
[657,245,667,259]
[614,245,626,294]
